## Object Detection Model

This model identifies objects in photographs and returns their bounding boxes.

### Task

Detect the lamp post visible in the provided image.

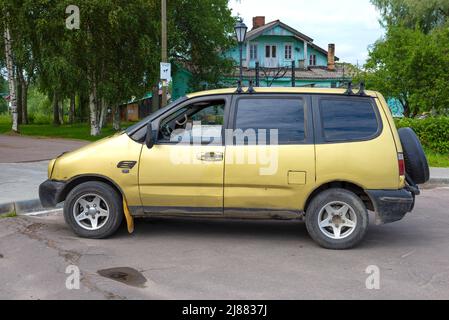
[234,19,248,86]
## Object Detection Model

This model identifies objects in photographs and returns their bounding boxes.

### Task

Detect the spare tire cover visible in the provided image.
[398,127,430,184]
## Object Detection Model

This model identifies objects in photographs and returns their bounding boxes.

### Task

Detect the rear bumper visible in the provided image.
[365,189,415,225]
[39,180,66,208]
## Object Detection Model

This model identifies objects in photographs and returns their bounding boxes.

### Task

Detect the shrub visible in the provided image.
[395,117,449,154]
[29,113,52,124]
[0,113,10,124]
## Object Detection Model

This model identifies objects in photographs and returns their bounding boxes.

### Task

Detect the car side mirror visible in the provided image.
[145,122,154,149]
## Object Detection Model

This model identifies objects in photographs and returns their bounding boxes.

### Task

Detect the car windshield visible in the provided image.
[124,96,187,135]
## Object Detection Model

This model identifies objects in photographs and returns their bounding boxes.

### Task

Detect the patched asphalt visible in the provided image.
[1,187,448,300]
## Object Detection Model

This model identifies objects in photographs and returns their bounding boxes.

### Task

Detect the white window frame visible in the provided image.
[284,43,293,60]
[309,54,317,66]
[249,42,258,61]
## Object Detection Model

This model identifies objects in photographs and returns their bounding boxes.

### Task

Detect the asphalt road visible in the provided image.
[0,135,87,163]
[1,187,448,300]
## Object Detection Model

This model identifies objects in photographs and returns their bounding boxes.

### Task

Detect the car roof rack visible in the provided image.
[358,81,367,96]
[345,81,354,95]
[247,80,255,94]
[236,80,243,94]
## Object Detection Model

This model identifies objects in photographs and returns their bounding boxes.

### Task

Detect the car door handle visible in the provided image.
[197,152,224,162]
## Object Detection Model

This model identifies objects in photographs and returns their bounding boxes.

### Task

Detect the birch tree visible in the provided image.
[3,25,18,132]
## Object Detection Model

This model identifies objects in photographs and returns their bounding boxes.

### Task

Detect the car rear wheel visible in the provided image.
[305,188,369,250]
[63,181,123,239]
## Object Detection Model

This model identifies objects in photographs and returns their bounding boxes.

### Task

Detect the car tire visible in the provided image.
[305,188,369,250]
[63,181,123,239]
[398,127,430,184]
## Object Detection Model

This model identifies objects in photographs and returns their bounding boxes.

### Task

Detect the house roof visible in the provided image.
[246,20,313,43]
[246,20,339,61]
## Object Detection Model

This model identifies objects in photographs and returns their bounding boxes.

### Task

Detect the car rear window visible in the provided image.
[320,98,379,141]
[235,98,305,144]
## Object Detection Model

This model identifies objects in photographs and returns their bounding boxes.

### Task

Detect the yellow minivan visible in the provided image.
[39,87,429,249]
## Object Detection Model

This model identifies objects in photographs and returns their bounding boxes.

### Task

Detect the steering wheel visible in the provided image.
[175,114,188,126]
[160,123,173,138]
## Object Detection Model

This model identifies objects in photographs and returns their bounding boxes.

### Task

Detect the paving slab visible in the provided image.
[0,161,49,204]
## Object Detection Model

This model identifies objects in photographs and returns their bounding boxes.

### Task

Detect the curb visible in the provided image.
[0,198,62,216]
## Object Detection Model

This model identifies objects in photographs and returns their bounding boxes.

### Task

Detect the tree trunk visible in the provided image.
[53,92,60,125]
[21,81,28,124]
[151,84,160,113]
[69,94,75,124]
[112,105,121,131]
[99,98,108,130]
[16,77,23,124]
[89,84,100,136]
[58,99,64,124]
[4,26,18,132]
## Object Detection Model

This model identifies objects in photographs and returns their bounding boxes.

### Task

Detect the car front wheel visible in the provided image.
[305,188,369,250]
[63,181,123,239]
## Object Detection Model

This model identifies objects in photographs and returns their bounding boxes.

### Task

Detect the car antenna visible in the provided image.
[236,80,243,94]
[358,81,367,96]
[247,80,255,94]
[345,81,354,95]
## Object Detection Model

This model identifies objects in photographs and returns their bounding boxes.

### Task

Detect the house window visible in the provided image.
[285,44,293,60]
[249,43,258,60]
[266,45,276,58]
[309,54,317,66]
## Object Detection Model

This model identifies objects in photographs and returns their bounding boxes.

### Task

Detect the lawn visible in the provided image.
[0,122,448,167]
[424,148,449,168]
[0,122,132,142]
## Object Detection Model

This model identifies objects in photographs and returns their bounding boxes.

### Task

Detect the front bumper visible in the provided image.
[39,180,66,208]
[365,189,415,225]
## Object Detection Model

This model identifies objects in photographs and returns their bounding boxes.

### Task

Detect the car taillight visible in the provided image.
[398,153,405,176]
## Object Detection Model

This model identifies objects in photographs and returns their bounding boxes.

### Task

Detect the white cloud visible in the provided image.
[229,0,384,65]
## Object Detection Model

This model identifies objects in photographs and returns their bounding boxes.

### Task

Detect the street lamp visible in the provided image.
[234,19,248,86]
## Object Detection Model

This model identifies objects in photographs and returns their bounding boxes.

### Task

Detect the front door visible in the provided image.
[138,96,229,215]
[265,45,278,68]
[224,95,315,215]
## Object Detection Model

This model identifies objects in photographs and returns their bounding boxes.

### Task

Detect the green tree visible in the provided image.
[1,0,236,135]
[372,0,449,33]
[361,0,449,117]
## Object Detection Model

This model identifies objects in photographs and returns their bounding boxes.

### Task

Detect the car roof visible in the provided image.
[186,87,378,99]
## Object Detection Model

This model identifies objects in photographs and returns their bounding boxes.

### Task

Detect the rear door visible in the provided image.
[312,95,399,189]
[224,94,316,215]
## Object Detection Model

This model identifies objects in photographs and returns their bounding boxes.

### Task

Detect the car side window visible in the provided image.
[158,100,225,145]
[234,98,306,145]
[319,98,379,142]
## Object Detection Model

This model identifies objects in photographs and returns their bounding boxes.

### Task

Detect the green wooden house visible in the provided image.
[172,16,350,99]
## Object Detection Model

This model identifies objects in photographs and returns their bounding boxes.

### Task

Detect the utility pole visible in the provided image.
[161,0,168,108]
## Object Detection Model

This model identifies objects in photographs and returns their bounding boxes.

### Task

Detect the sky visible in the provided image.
[228,0,385,65]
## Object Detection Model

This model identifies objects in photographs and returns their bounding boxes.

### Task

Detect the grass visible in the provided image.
[424,148,449,168]
[0,122,132,141]
[0,211,16,219]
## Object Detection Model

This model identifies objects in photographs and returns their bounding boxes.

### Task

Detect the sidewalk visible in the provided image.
[0,135,88,215]
[0,134,87,163]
